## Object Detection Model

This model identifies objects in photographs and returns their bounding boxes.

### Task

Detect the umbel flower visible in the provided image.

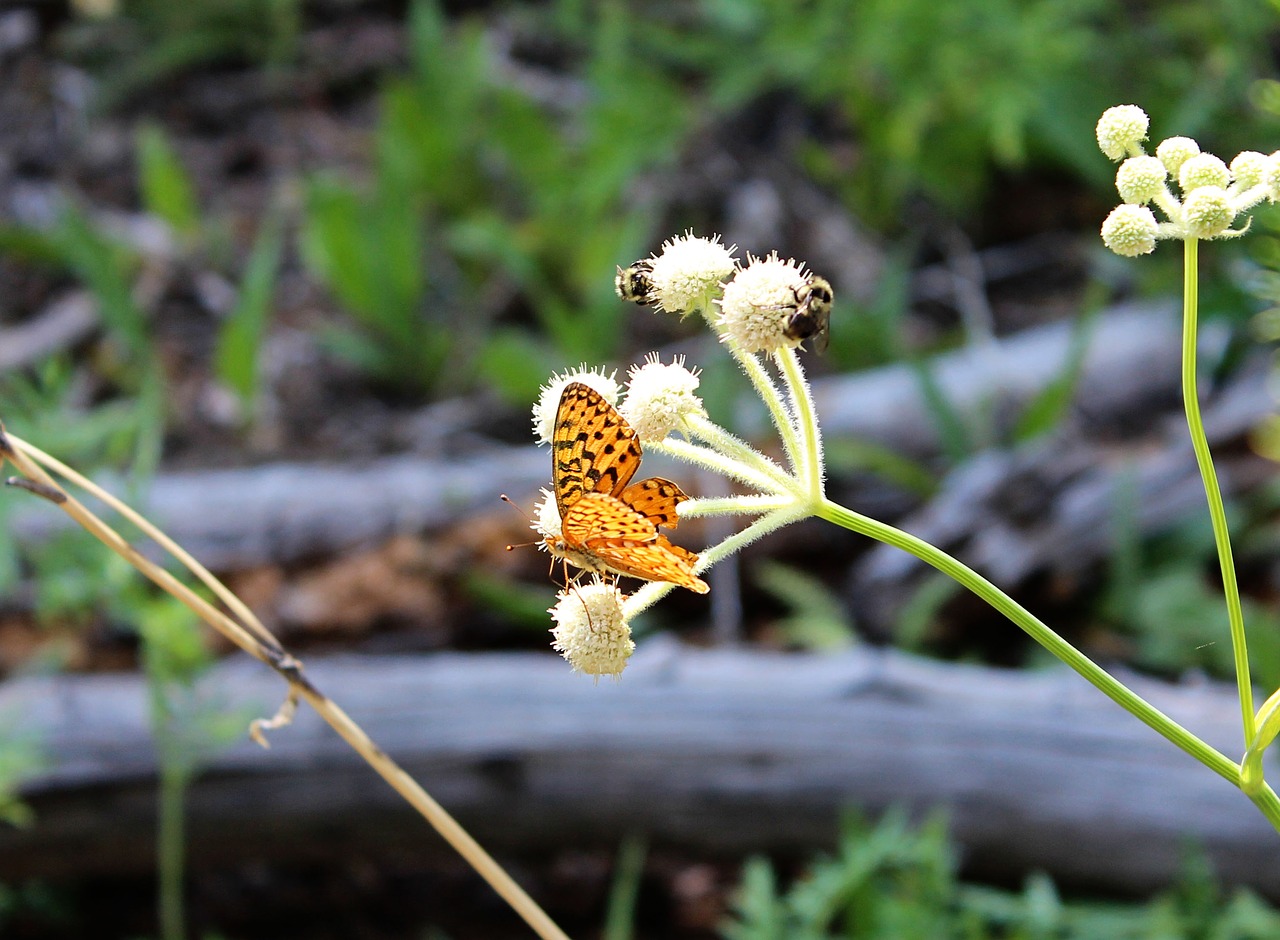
[529,233,837,676]
[1096,104,1280,256]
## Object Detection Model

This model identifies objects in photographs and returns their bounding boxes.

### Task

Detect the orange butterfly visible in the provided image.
[545,382,708,593]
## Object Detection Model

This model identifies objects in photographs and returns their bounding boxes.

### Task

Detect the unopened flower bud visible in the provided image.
[1101,204,1159,257]
[1115,156,1167,204]
[1096,105,1149,160]
[1181,186,1235,239]
[1156,136,1200,176]
[1178,153,1230,192]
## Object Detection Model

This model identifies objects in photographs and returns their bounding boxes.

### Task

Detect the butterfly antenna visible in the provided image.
[500,494,542,551]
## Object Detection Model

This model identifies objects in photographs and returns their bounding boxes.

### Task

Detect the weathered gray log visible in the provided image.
[852,360,1276,628]
[810,300,1207,455]
[6,304,1231,573]
[0,291,98,371]
[1,640,1276,896]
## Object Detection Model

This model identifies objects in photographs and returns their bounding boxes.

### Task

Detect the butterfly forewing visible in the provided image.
[552,383,642,518]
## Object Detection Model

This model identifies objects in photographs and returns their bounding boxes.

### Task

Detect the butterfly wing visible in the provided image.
[618,477,688,529]
[552,383,642,519]
[592,535,709,594]
[562,492,657,545]
[561,492,707,593]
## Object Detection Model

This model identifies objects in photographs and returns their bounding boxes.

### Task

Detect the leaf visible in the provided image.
[1013,308,1097,443]
[213,210,284,408]
[136,123,200,238]
[754,560,855,651]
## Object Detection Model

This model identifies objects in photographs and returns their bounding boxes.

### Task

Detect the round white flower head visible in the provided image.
[532,487,561,542]
[1178,153,1230,192]
[549,581,634,678]
[1230,151,1270,190]
[1101,204,1159,257]
[717,253,810,353]
[643,231,738,315]
[1181,186,1235,239]
[619,353,705,442]
[1156,136,1200,176]
[532,365,619,445]
[1096,105,1149,161]
[1115,156,1167,204]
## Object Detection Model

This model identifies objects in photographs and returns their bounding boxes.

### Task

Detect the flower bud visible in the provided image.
[1156,136,1200,176]
[1096,105,1149,160]
[1230,151,1271,190]
[1178,153,1230,192]
[1181,186,1235,239]
[1101,204,1159,257]
[1115,156,1167,204]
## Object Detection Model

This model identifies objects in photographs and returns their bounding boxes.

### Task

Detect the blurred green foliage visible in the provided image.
[723,808,1280,939]
[61,0,301,108]
[1104,487,1280,693]
[302,0,690,399]
[0,203,165,479]
[754,559,856,650]
[622,0,1280,226]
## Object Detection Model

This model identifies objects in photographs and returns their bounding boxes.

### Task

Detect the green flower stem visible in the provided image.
[650,436,791,494]
[680,494,794,518]
[775,347,825,500]
[726,341,804,477]
[816,496,1245,786]
[1181,238,1255,746]
[684,415,794,489]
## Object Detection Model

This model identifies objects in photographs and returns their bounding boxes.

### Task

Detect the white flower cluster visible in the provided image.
[619,353,704,442]
[617,233,834,356]
[530,233,839,679]
[1097,104,1280,256]
[549,581,634,678]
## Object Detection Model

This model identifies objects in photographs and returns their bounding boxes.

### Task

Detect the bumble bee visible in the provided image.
[780,275,834,352]
[615,261,657,306]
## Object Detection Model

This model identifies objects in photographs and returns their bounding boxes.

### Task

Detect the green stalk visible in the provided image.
[157,761,189,940]
[1181,238,1255,745]
[816,497,1243,784]
[775,348,824,501]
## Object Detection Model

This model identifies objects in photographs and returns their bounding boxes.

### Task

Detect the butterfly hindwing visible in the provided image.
[592,536,708,594]
[563,491,658,546]
[618,477,688,529]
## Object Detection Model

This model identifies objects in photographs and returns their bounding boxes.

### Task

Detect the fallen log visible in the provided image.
[852,360,1276,629]
[6,304,1234,575]
[1,640,1276,897]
